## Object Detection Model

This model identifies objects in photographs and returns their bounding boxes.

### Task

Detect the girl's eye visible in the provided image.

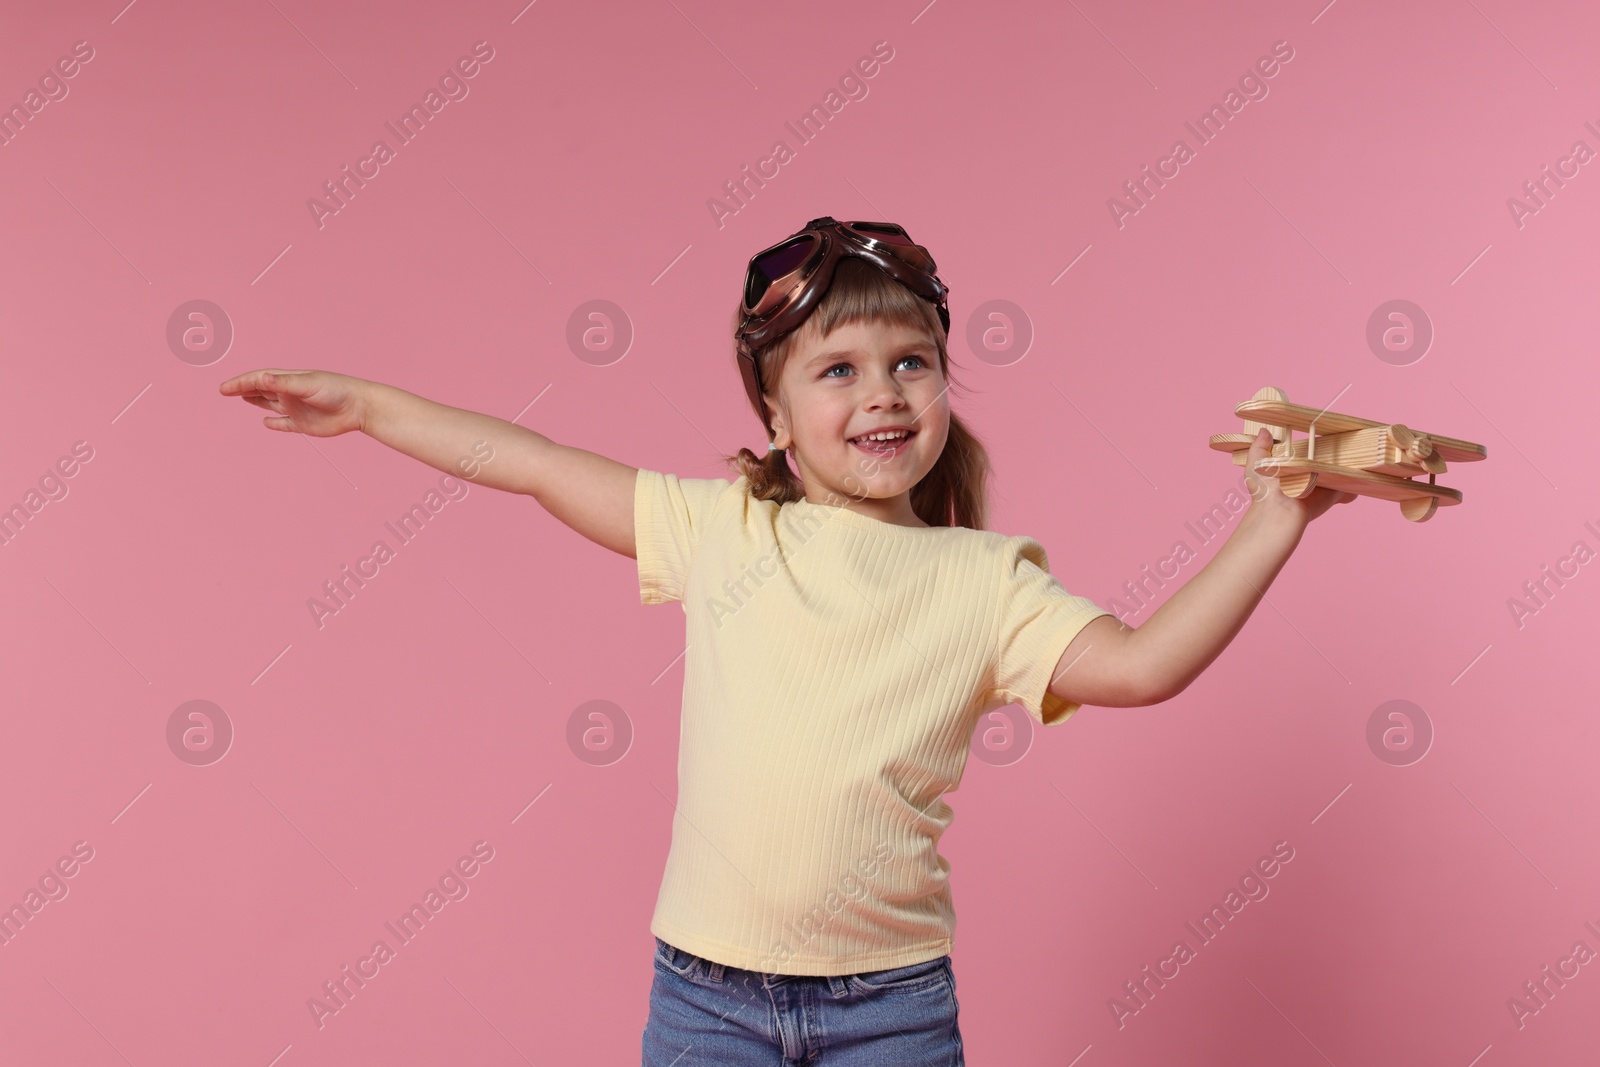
[822,355,929,377]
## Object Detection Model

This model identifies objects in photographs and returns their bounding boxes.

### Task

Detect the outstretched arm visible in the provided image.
[1049,428,1354,708]
[360,380,639,558]
[220,369,640,559]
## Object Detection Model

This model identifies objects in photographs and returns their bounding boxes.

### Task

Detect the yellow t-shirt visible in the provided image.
[635,468,1112,975]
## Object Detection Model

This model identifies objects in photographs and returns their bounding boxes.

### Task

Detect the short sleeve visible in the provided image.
[635,468,735,605]
[991,536,1114,726]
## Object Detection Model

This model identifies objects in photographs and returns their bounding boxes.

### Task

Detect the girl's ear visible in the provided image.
[764,391,790,449]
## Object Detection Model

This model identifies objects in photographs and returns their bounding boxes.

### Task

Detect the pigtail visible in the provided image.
[911,409,991,530]
[731,442,805,503]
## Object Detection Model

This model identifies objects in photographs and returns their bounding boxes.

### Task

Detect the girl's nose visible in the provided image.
[862,374,906,408]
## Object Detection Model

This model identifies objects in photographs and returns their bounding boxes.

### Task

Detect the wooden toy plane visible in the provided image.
[1209,386,1487,522]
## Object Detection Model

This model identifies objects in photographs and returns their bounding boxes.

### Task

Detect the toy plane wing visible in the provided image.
[1229,396,1487,465]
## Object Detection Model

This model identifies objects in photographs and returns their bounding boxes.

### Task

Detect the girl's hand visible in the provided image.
[218,369,368,437]
[1243,427,1356,528]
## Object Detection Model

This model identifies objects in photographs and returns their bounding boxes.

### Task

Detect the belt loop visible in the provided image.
[827,975,849,997]
[707,960,725,983]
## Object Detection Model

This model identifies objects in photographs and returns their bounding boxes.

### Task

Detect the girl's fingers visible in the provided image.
[221,370,266,393]
[221,368,313,396]
[257,370,298,391]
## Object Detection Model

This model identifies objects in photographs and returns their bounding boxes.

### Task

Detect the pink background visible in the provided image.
[2,0,1597,1063]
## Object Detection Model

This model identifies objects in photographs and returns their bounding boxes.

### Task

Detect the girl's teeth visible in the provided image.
[853,431,912,454]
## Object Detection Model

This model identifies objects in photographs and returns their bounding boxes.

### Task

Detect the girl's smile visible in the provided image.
[848,426,918,458]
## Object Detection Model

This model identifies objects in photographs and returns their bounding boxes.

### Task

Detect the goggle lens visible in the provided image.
[746,234,819,310]
[845,221,933,270]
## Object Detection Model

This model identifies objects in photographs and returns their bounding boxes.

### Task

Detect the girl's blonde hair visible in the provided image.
[723,257,993,530]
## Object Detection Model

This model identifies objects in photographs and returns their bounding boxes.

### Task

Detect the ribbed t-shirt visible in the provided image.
[635,468,1113,975]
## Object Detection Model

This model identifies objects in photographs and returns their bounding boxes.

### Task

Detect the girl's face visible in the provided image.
[766,317,950,525]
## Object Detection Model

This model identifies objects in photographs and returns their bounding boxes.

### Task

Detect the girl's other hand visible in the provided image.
[218,369,368,437]
[1244,427,1356,528]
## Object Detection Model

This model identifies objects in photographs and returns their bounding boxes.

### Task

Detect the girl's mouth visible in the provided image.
[850,430,916,458]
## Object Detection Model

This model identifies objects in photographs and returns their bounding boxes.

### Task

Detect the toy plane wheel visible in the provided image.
[1400,496,1439,522]
[1277,472,1318,499]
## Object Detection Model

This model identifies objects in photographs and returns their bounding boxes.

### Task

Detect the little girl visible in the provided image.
[220,217,1352,1066]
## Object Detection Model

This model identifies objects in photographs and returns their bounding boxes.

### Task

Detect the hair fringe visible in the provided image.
[723,256,992,530]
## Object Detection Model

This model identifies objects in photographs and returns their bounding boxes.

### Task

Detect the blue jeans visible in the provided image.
[642,937,964,1066]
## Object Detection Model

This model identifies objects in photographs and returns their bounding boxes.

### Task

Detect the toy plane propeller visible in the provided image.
[1210,386,1487,522]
